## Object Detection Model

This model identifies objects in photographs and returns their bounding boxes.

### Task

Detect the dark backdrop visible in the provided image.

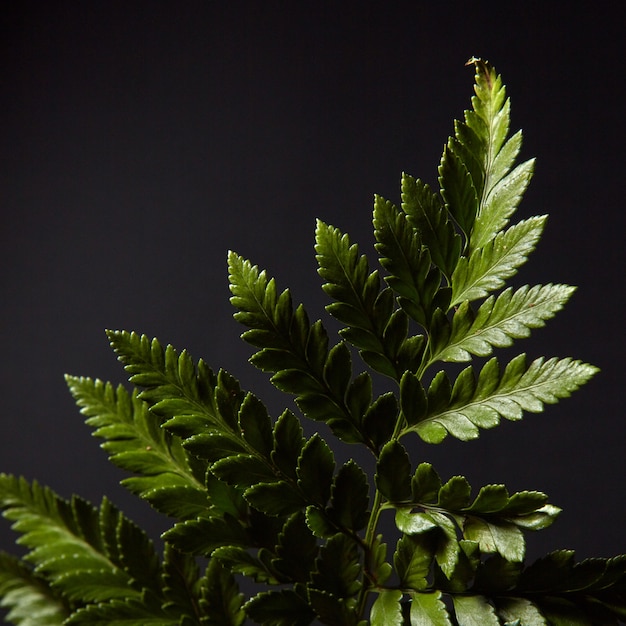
[1,0,624,580]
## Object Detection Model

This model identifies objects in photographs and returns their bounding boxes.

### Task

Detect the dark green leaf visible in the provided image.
[452,594,500,626]
[375,441,412,503]
[244,589,315,626]
[272,512,318,583]
[243,482,304,517]
[409,591,452,625]
[400,174,462,280]
[310,533,361,598]
[296,434,335,507]
[370,589,403,626]
[394,534,433,590]
[326,460,370,532]
[200,559,245,626]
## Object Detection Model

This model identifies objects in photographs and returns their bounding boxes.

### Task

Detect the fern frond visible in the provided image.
[0,551,70,625]
[408,590,452,625]
[199,559,246,626]
[106,330,223,436]
[428,283,575,364]
[160,544,203,619]
[64,590,180,626]
[450,215,546,307]
[401,355,598,443]
[316,218,424,383]
[382,455,560,567]
[0,475,165,608]
[66,376,210,521]
[228,249,376,447]
[0,476,133,603]
[400,173,462,282]
[373,193,449,336]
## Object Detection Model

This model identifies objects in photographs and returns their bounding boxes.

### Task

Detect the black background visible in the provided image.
[1,0,624,586]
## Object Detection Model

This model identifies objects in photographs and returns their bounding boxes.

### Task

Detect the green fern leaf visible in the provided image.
[463,518,524,562]
[160,545,203,623]
[64,591,179,626]
[244,588,315,626]
[439,143,479,238]
[0,476,147,605]
[306,588,361,626]
[450,215,546,307]
[325,460,370,533]
[296,434,335,508]
[309,533,361,599]
[373,193,445,336]
[211,546,279,584]
[200,559,246,626]
[370,589,403,626]
[228,251,370,445]
[315,219,404,379]
[106,330,224,435]
[409,590,452,625]
[400,174,462,282]
[66,376,210,520]
[375,441,412,503]
[472,158,535,251]
[495,598,547,625]
[394,534,433,591]
[431,283,575,363]
[162,515,250,557]
[452,58,532,253]
[0,551,69,625]
[403,355,598,442]
[438,59,507,239]
[486,552,626,623]
[452,594,500,626]
[271,511,318,584]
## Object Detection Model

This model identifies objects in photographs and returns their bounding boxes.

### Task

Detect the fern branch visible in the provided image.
[0,475,160,606]
[427,283,575,365]
[228,249,377,448]
[106,330,225,437]
[0,551,70,625]
[66,376,210,521]
[401,355,598,443]
[450,215,546,307]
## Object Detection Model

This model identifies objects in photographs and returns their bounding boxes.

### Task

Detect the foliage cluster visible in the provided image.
[1,59,625,625]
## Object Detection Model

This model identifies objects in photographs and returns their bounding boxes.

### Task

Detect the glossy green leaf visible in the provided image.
[394,534,433,590]
[244,589,315,626]
[326,460,370,532]
[409,591,452,625]
[406,355,599,443]
[411,463,442,503]
[435,283,575,363]
[310,533,361,598]
[296,434,335,507]
[2,58,622,626]
[496,597,547,625]
[211,546,278,584]
[401,174,461,281]
[375,441,412,503]
[64,592,180,625]
[66,376,209,520]
[452,594,500,626]
[370,589,403,626]
[450,215,546,307]
[200,559,245,626]
[0,551,69,625]
[272,512,318,583]
[463,517,525,562]
[0,476,149,605]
